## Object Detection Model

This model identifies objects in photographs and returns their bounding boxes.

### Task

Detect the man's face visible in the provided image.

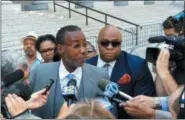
[23,39,36,57]
[164,28,178,36]
[98,29,122,62]
[60,31,87,69]
[40,40,56,63]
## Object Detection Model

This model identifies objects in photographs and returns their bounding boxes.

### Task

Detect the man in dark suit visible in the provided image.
[29,25,108,119]
[86,25,156,118]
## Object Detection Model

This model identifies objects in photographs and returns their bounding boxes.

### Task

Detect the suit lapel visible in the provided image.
[88,55,98,66]
[78,64,93,100]
[53,74,64,117]
[111,51,126,83]
[46,62,63,118]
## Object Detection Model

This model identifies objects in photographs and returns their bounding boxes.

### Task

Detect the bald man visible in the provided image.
[86,25,156,119]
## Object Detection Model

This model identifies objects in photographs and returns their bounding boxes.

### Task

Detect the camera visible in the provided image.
[146,36,185,66]
[1,81,32,118]
[146,36,185,84]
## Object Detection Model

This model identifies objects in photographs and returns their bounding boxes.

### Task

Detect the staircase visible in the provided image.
[2,2,183,53]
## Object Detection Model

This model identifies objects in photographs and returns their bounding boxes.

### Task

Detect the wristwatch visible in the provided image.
[154,97,162,109]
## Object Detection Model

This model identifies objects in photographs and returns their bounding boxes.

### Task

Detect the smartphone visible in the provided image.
[42,79,54,95]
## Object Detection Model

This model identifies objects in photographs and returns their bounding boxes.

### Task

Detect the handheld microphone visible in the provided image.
[1,69,24,89]
[98,80,132,100]
[97,80,126,117]
[103,82,127,104]
[62,79,78,106]
[42,79,54,95]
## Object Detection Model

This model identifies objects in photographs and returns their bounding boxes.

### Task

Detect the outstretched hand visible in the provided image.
[121,100,155,119]
[27,88,49,110]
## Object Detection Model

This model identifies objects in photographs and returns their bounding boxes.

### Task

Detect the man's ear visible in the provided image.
[57,44,65,55]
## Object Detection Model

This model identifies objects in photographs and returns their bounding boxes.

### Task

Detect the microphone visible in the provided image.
[1,69,24,89]
[148,36,166,43]
[98,80,132,100]
[2,81,32,101]
[62,79,78,106]
[148,36,185,49]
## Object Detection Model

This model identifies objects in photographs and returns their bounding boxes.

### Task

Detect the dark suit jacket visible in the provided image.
[86,51,156,118]
[29,62,108,119]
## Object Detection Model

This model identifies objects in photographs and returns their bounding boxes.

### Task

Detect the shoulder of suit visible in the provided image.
[83,63,106,72]
[121,51,145,64]
[119,51,147,72]
[85,55,98,63]
[32,61,60,71]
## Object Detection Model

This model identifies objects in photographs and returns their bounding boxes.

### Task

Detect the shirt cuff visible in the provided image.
[155,110,172,119]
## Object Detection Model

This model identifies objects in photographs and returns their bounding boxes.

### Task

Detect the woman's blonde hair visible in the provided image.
[65,99,115,119]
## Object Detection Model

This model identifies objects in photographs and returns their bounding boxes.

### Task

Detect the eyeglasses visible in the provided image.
[99,41,121,48]
[40,48,55,53]
[87,50,95,53]
[65,42,87,49]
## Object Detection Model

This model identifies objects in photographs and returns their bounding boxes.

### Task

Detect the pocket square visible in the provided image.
[118,73,131,85]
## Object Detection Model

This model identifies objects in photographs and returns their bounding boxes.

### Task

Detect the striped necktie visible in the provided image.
[103,63,110,78]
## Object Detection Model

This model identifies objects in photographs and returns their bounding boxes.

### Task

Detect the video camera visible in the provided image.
[146,10,185,67]
[146,36,185,66]
[1,70,32,118]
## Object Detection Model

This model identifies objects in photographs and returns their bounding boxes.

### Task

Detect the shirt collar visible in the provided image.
[97,56,116,68]
[59,60,82,80]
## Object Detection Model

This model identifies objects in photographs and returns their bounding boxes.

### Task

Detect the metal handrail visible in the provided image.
[53,0,142,45]
[68,0,140,26]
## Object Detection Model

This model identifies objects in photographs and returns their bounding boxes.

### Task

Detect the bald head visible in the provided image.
[98,25,122,41]
[98,25,122,62]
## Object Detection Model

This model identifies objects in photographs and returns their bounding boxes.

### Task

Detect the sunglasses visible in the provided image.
[99,41,121,48]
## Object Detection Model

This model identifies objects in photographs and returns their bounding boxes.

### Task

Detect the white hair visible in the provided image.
[1,50,28,80]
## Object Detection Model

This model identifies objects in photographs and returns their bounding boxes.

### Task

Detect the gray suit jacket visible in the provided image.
[29,62,108,119]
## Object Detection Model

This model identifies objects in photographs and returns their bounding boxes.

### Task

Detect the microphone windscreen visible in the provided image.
[98,80,109,91]
[3,81,32,101]
[3,69,24,87]
[148,36,166,43]
[67,79,77,86]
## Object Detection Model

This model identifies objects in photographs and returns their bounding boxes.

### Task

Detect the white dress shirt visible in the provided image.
[59,60,82,92]
[97,56,116,77]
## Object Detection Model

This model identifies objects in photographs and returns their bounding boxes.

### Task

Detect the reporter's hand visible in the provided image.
[156,48,170,78]
[5,94,28,117]
[122,101,155,119]
[129,95,155,108]
[26,88,49,110]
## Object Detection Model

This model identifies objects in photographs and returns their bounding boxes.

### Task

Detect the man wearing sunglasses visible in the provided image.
[86,25,156,119]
